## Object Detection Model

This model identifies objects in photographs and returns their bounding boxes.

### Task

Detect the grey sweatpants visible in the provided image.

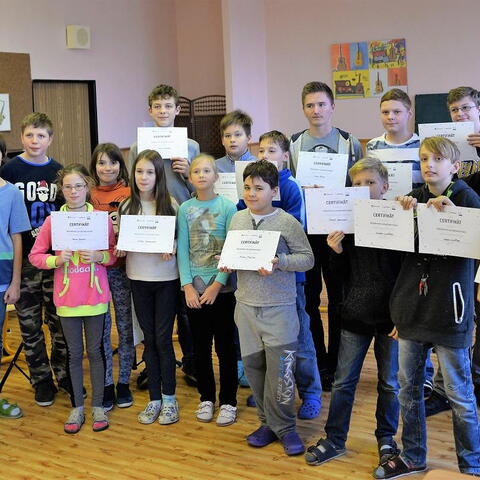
[60,314,105,407]
[234,301,299,438]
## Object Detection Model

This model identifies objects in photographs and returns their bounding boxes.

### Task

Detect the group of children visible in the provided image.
[1,80,480,478]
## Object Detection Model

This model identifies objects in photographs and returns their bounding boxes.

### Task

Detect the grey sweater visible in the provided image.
[229,209,314,307]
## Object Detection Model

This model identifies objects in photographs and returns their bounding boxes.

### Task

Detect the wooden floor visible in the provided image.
[1,311,460,480]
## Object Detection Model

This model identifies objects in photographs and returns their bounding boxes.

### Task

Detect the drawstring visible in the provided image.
[452,282,465,324]
[58,254,103,296]
[58,262,70,297]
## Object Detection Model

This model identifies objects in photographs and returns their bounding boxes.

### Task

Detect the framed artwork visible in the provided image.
[0,93,11,131]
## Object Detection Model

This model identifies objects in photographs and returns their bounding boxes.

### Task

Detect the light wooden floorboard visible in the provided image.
[1,310,460,479]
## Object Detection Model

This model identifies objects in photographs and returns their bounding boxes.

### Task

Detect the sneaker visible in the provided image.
[138,401,162,424]
[216,404,237,426]
[423,379,434,399]
[425,390,451,417]
[378,441,400,464]
[246,394,256,407]
[136,368,148,391]
[64,407,85,434]
[305,438,346,465]
[246,425,277,448]
[196,401,214,422]
[92,406,109,432]
[116,383,133,408]
[280,431,305,456]
[158,401,179,425]
[237,361,249,388]
[35,380,57,407]
[0,398,23,419]
[103,384,116,412]
[373,455,427,479]
[297,398,321,420]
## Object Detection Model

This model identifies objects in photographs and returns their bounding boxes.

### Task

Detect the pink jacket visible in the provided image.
[29,205,116,314]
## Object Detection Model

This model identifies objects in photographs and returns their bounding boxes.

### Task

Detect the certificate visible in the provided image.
[305,187,369,234]
[235,161,280,200]
[418,122,477,164]
[417,204,480,259]
[295,152,348,187]
[354,199,414,252]
[383,163,413,200]
[214,173,238,204]
[117,215,176,253]
[51,211,108,251]
[137,127,188,159]
[370,148,422,186]
[217,230,281,271]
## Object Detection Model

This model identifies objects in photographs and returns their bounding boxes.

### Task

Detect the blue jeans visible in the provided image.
[325,329,399,449]
[295,283,322,400]
[398,338,480,474]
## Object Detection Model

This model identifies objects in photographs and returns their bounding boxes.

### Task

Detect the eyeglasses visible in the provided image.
[449,104,478,114]
[63,183,86,192]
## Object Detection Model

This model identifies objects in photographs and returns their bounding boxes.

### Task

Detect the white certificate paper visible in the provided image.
[305,187,369,234]
[235,161,280,200]
[217,230,281,271]
[214,173,238,204]
[296,152,348,187]
[51,211,108,251]
[417,204,480,259]
[354,199,414,252]
[137,127,188,159]
[418,122,477,164]
[475,267,480,284]
[370,147,422,186]
[384,163,413,200]
[117,215,176,253]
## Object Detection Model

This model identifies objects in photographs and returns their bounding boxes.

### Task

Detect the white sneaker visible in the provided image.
[216,404,237,426]
[158,401,179,425]
[196,401,214,422]
[138,401,161,424]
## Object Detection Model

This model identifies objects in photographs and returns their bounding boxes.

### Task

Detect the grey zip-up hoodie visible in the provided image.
[228,209,314,307]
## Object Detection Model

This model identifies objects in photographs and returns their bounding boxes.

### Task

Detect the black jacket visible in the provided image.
[390,180,480,348]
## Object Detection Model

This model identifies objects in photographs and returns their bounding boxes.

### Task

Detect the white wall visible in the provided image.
[0,0,179,148]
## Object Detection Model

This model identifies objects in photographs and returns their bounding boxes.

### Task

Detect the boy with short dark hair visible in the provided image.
[305,157,401,468]
[367,88,422,188]
[216,110,256,173]
[290,81,363,390]
[221,160,314,455]
[238,131,322,419]
[374,136,480,479]
[128,84,200,204]
[1,112,68,407]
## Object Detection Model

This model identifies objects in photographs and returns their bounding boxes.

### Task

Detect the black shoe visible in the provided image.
[116,383,133,408]
[35,379,57,407]
[475,385,480,407]
[321,373,334,392]
[425,390,451,417]
[378,440,400,464]
[423,379,434,399]
[246,394,256,407]
[136,368,148,390]
[103,384,116,412]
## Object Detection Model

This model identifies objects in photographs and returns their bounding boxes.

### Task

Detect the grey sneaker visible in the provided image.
[158,401,179,425]
[196,401,214,422]
[216,404,237,427]
[138,401,162,424]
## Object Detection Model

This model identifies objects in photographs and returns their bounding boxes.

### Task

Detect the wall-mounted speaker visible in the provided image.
[66,25,91,49]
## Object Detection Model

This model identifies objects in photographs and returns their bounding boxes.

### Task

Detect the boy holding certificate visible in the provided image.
[367,89,422,188]
[220,160,314,455]
[289,81,363,391]
[305,157,402,469]
[374,136,480,479]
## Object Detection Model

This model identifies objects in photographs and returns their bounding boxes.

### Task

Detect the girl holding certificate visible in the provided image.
[177,154,238,426]
[90,143,134,412]
[117,150,180,426]
[29,164,116,434]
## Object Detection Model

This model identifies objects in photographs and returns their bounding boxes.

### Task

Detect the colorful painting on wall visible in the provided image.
[331,39,407,100]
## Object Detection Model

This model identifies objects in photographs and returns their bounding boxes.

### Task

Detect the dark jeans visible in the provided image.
[325,329,399,449]
[305,234,343,376]
[187,292,238,406]
[131,279,179,400]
